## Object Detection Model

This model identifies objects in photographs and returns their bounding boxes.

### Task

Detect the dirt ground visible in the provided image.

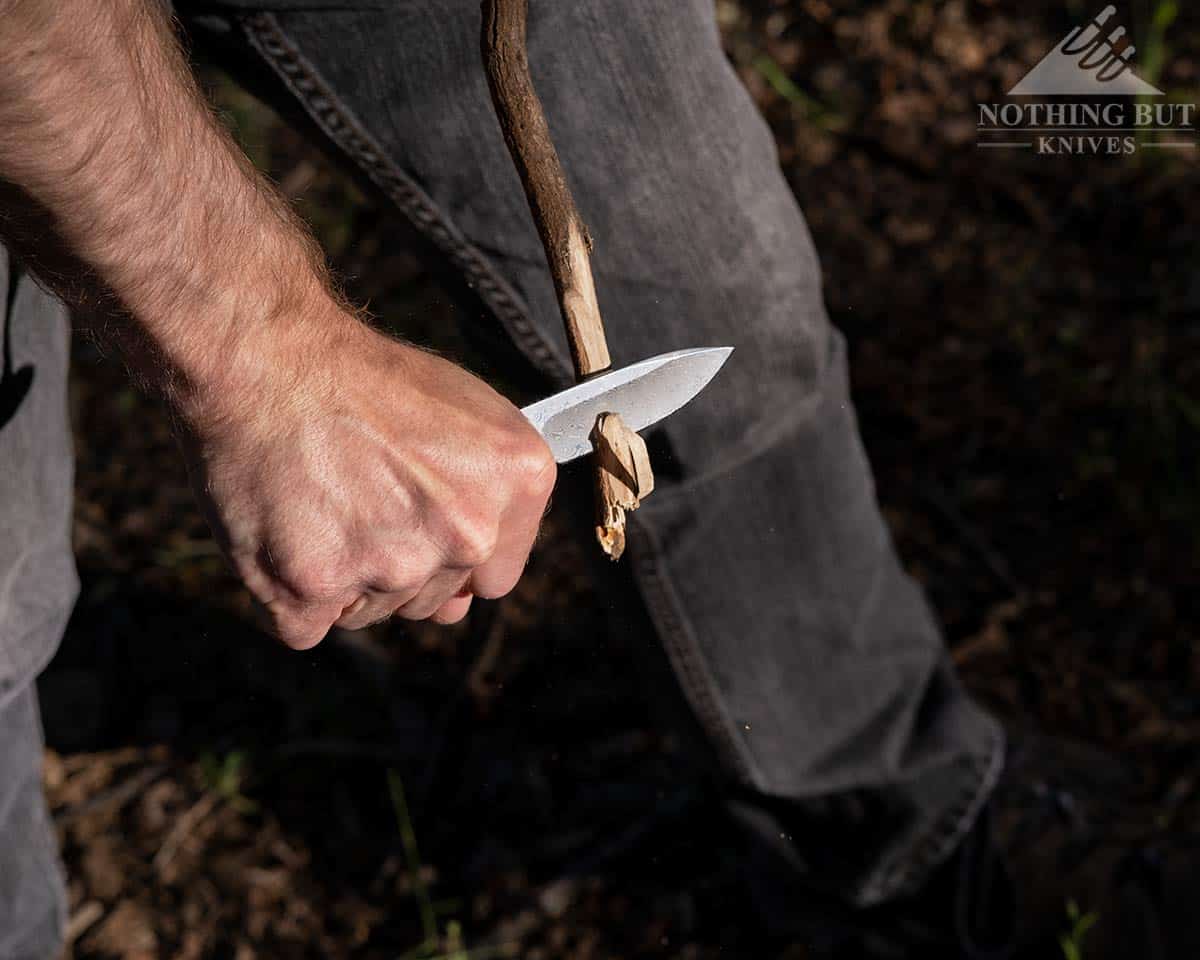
[40,2,1200,957]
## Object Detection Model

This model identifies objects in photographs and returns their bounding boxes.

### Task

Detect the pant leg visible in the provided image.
[186,0,1003,905]
[0,686,66,960]
[0,247,75,959]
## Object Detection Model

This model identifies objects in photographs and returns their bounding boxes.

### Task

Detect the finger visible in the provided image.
[394,570,470,621]
[334,590,414,631]
[430,591,473,625]
[469,488,548,600]
[265,597,343,651]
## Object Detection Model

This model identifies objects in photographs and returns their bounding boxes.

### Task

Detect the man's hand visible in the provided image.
[0,0,555,645]
[182,316,554,648]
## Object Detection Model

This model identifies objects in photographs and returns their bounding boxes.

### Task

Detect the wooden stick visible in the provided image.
[480,0,610,377]
[481,0,652,559]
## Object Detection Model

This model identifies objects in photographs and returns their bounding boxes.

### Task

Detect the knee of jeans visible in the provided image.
[645,273,836,483]
[646,151,832,430]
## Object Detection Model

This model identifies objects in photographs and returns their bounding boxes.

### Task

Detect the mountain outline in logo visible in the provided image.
[1009,5,1164,96]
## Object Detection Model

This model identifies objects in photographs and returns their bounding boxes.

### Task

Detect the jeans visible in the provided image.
[0,248,75,959]
[0,1,1002,954]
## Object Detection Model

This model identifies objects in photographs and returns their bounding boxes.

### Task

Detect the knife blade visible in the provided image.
[520,346,733,464]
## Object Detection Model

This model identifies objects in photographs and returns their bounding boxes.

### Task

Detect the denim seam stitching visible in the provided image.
[239,12,571,386]
[855,721,1005,905]
[629,517,765,787]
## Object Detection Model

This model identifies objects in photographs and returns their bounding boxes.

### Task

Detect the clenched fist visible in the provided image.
[177,314,556,648]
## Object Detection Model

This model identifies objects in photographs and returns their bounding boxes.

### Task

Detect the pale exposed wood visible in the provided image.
[561,218,609,375]
[480,0,611,376]
[591,412,655,561]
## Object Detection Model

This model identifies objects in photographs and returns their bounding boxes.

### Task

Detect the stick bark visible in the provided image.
[481,0,652,559]
[480,0,610,377]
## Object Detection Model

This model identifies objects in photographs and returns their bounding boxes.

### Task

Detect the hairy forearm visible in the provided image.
[0,0,346,403]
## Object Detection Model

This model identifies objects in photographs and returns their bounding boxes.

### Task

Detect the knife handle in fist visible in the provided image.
[177,315,556,649]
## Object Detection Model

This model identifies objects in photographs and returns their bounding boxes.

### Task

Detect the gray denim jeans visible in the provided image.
[0,248,75,959]
[1,1,1002,954]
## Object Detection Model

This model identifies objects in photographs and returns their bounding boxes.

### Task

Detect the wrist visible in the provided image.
[160,269,362,434]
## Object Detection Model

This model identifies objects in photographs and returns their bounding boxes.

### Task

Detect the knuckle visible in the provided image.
[371,554,423,596]
[511,434,557,498]
[275,559,342,602]
[446,518,499,568]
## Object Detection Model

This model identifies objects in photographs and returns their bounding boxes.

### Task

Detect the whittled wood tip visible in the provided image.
[591,412,655,561]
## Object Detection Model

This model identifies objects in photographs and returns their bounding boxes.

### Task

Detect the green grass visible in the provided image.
[751,53,844,131]
[199,750,257,814]
[387,770,511,960]
[1059,899,1098,960]
[1138,0,1179,88]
